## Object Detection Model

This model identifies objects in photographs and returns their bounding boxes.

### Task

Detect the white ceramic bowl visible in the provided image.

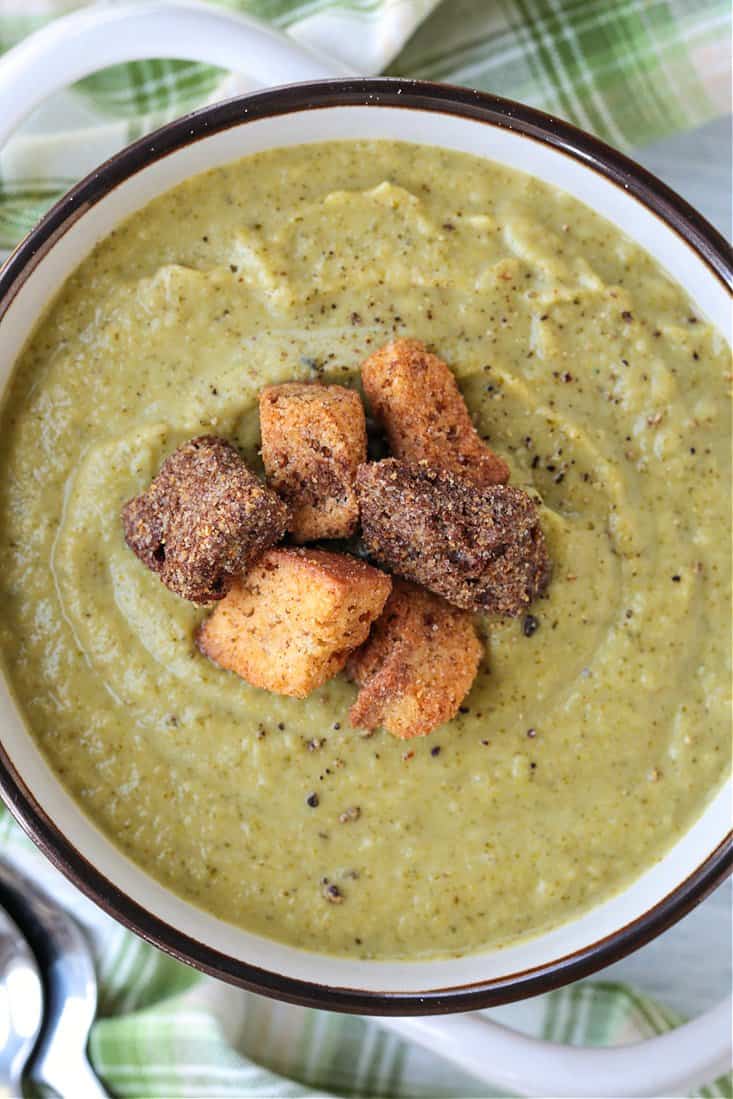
[0,5,730,1095]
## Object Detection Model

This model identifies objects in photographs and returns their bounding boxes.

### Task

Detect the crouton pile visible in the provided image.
[122,338,551,738]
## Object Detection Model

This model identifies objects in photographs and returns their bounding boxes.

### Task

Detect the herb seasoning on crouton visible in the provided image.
[356,459,550,616]
[260,382,366,542]
[362,338,510,487]
[349,580,482,739]
[122,435,289,603]
[196,547,392,697]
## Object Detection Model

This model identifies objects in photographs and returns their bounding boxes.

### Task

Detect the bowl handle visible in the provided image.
[0,0,353,151]
[379,998,732,1097]
[0,4,730,1096]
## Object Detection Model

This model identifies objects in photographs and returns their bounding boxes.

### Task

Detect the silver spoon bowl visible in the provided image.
[0,860,106,1098]
[0,903,43,1098]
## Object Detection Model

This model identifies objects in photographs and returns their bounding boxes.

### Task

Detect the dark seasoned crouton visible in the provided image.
[362,339,509,487]
[122,435,288,603]
[356,459,550,616]
[197,547,392,698]
[260,382,366,542]
[348,580,482,739]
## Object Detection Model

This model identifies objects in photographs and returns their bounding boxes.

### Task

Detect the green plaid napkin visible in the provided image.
[0,2,731,1096]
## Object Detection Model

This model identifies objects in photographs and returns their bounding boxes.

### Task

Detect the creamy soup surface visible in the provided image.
[0,141,730,960]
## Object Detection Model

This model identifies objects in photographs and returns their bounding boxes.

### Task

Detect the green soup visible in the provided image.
[0,141,729,959]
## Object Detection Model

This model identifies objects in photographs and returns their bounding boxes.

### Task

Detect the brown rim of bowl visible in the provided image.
[0,78,730,1015]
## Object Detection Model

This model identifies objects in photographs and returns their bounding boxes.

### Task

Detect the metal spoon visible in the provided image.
[0,860,107,1098]
[0,904,43,1098]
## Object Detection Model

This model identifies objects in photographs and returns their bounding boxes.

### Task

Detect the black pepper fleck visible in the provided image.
[523,614,539,637]
[321,880,343,904]
[306,792,319,808]
[431,746,441,757]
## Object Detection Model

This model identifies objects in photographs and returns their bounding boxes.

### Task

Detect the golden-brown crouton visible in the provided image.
[197,547,392,698]
[260,383,366,542]
[362,338,509,487]
[122,435,289,603]
[348,580,482,739]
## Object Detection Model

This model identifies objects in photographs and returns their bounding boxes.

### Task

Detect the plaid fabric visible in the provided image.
[0,0,730,248]
[0,2,731,1095]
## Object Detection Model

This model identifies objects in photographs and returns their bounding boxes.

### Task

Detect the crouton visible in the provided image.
[361,339,509,487]
[197,547,392,698]
[122,435,289,603]
[348,580,482,739]
[260,383,366,542]
[356,459,550,616]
